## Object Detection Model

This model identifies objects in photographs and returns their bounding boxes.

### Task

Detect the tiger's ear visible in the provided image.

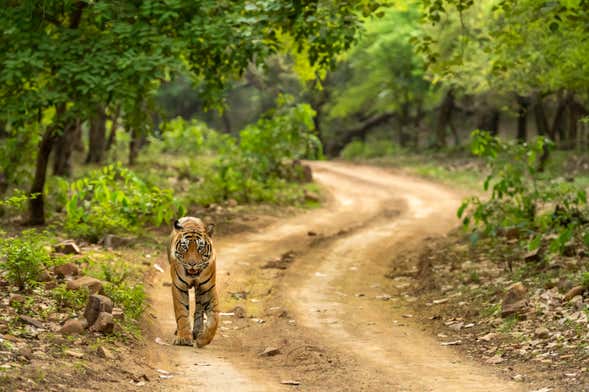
[173,219,183,230]
[205,223,215,237]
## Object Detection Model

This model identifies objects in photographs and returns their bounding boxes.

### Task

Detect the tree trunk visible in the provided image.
[30,105,65,225]
[72,119,84,152]
[326,112,395,157]
[52,120,77,177]
[434,89,454,149]
[551,94,569,146]
[221,110,232,134]
[516,96,529,143]
[477,108,500,136]
[129,128,140,165]
[533,95,550,137]
[533,95,551,172]
[105,105,121,151]
[86,105,107,164]
[398,102,411,148]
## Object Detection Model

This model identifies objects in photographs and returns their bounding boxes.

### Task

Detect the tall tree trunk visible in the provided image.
[398,102,411,148]
[129,128,140,166]
[551,94,569,146]
[30,105,66,225]
[516,96,529,143]
[434,89,454,149]
[477,108,500,136]
[105,105,121,151]
[221,110,232,134]
[72,119,84,152]
[533,95,551,172]
[52,120,77,177]
[533,95,550,137]
[86,105,107,164]
[567,101,584,150]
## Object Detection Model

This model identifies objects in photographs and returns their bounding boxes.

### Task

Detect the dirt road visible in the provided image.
[144,161,526,392]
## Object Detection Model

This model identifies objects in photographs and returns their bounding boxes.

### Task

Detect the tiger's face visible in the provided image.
[171,217,215,277]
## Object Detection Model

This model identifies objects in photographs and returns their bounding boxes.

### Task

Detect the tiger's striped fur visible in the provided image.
[167,216,218,347]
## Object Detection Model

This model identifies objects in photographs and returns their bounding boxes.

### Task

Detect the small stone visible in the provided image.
[303,190,320,203]
[64,349,84,358]
[534,327,550,339]
[54,240,81,255]
[523,248,540,262]
[478,332,497,342]
[84,294,113,325]
[112,307,124,321]
[53,263,79,278]
[501,282,528,317]
[227,199,238,207]
[486,354,504,364]
[18,346,33,360]
[37,270,53,282]
[96,346,115,359]
[512,374,524,382]
[59,319,87,335]
[232,306,246,319]
[89,312,114,334]
[9,294,25,306]
[564,286,585,301]
[19,315,44,329]
[67,276,103,294]
[260,347,280,357]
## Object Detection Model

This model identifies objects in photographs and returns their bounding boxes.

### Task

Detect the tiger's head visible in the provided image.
[170,216,215,277]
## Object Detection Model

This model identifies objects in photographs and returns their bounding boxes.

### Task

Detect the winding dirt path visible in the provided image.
[143,161,526,392]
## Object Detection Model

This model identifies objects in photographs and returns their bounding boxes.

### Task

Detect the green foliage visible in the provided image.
[104,283,145,322]
[157,118,225,154]
[458,131,588,254]
[215,99,322,203]
[340,138,399,160]
[0,230,50,291]
[51,285,89,310]
[64,163,185,241]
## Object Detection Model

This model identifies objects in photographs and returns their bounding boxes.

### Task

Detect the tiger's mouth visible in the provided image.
[185,267,201,276]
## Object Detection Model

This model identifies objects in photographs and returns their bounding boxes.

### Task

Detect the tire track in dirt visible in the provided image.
[142,161,526,392]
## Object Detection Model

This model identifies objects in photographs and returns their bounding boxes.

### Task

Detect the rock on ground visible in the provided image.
[84,294,113,325]
[53,240,81,255]
[89,312,114,334]
[67,276,104,294]
[501,282,528,317]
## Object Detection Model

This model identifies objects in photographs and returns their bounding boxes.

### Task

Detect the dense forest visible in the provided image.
[1,1,589,391]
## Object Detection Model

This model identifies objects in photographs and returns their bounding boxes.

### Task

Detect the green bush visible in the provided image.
[64,163,185,241]
[340,138,399,160]
[458,130,588,254]
[0,229,50,291]
[213,99,322,203]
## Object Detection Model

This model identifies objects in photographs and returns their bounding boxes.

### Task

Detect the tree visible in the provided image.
[0,0,389,224]
[325,4,434,151]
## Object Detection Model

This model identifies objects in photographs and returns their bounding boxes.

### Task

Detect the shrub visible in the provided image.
[64,163,185,241]
[340,138,399,160]
[458,130,588,253]
[0,229,51,291]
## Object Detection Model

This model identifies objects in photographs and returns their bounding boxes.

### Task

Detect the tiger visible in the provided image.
[167,216,219,347]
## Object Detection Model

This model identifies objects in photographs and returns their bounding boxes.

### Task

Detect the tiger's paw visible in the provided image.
[195,333,213,348]
[173,333,193,346]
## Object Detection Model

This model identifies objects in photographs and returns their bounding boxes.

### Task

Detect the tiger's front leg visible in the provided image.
[171,272,193,346]
[194,280,219,348]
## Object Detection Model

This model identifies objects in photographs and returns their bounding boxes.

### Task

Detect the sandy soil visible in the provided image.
[141,161,528,392]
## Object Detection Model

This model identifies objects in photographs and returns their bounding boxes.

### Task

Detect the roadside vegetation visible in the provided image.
[2,0,589,390]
